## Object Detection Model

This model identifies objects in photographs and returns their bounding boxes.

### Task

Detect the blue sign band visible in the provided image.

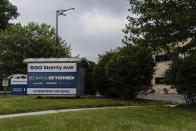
[28,72,77,88]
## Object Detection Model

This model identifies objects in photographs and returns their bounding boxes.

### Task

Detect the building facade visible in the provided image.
[152,55,176,94]
[152,38,192,94]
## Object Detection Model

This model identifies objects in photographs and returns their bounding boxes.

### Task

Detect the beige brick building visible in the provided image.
[152,56,176,94]
[152,38,192,94]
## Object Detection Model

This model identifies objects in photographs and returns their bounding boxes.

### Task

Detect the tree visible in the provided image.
[164,51,196,104]
[94,46,155,99]
[94,50,117,97]
[106,46,155,99]
[85,61,97,95]
[0,0,19,30]
[123,0,196,54]
[0,22,71,76]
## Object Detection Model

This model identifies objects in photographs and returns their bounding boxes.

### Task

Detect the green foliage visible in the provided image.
[94,50,117,97]
[164,51,196,104]
[95,46,155,99]
[106,46,155,99]
[85,61,97,95]
[163,88,169,94]
[0,0,19,30]
[123,0,196,54]
[0,22,71,76]
[150,89,156,94]
[124,0,196,103]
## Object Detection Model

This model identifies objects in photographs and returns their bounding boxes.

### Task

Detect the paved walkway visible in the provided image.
[0,106,139,119]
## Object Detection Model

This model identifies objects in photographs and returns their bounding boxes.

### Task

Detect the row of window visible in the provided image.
[154,51,192,84]
[155,51,192,63]
[155,77,165,84]
[155,55,171,62]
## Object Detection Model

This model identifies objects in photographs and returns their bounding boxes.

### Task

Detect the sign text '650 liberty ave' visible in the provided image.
[28,63,77,72]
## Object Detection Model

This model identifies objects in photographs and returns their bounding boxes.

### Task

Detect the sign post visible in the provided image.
[2,78,8,97]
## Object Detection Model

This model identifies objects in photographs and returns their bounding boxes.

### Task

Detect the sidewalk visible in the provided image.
[0,106,139,119]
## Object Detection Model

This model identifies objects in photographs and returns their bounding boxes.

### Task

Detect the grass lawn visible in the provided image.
[0,106,195,131]
[0,96,177,115]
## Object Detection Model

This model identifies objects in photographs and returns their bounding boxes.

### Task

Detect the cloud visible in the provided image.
[84,13,125,36]
[9,0,130,61]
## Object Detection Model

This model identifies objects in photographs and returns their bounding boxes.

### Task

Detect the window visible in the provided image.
[184,51,191,58]
[155,77,165,84]
[155,55,171,62]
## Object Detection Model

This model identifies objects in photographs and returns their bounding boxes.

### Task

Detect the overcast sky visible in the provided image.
[9,0,130,62]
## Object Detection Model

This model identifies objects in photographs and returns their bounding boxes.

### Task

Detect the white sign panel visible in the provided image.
[11,79,27,85]
[28,63,77,72]
[27,88,76,95]
[2,79,8,86]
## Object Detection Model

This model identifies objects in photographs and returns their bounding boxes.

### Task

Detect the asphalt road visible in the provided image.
[138,94,186,103]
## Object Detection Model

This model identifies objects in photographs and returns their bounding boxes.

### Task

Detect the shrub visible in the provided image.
[163,88,169,94]
[164,51,196,104]
[150,89,156,94]
[105,46,155,99]
[85,61,97,95]
[94,50,117,97]
[95,46,155,99]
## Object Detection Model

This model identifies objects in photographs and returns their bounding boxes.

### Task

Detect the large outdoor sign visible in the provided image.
[27,63,77,95]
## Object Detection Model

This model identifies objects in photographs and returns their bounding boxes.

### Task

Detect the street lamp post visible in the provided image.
[56,8,75,56]
[56,11,59,49]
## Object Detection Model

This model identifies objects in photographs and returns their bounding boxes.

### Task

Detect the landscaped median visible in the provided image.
[0,96,177,115]
[0,106,195,131]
